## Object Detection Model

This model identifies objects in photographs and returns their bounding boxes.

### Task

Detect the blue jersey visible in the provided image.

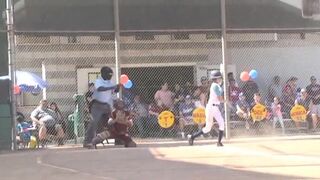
[16,122,32,141]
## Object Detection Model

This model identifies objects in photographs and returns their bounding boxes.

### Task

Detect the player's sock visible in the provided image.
[217,130,224,147]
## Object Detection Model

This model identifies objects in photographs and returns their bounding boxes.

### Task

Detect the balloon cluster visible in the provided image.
[120,74,133,89]
[240,69,258,82]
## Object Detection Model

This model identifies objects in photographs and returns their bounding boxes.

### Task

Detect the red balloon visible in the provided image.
[14,85,21,95]
[120,74,129,85]
[240,71,250,82]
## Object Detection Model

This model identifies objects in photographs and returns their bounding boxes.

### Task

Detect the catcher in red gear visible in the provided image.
[91,99,137,148]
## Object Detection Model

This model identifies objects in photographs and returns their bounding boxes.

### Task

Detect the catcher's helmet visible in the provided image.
[210,71,222,79]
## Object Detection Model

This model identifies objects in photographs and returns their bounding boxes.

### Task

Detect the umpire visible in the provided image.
[83,66,120,148]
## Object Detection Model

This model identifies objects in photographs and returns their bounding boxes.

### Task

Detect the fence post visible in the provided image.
[220,0,231,139]
[6,0,17,150]
[114,0,121,97]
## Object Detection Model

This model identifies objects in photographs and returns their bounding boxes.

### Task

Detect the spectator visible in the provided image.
[267,76,282,104]
[242,78,259,105]
[193,86,207,108]
[250,93,266,132]
[154,82,174,109]
[178,95,196,138]
[49,102,66,134]
[122,88,135,110]
[173,84,184,115]
[183,81,194,97]
[199,76,210,94]
[149,100,168,137]
[236,93,251,129]
[306,76,320,129]
[229,78,242,112]
[130,95,149,138]
[295,88,312,129]
[30,100,65,146]
[271,97,285,135]
[16,115,33,148]
[282,77,298,118]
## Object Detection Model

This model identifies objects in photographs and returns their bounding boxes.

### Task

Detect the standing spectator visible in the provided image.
[267,76,282,104]
[242,78,259,105]
[282,77,298,118]
[130,95,149,137]
[295,88,312,129]
[306,76,320,129]
[154,82,174,109]
[83,66,120,148]
[228,78,242,111]
[178,95,196,138]
[271,97,285,135]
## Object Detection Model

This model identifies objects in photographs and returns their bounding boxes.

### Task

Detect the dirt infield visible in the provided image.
[1,136,320,180]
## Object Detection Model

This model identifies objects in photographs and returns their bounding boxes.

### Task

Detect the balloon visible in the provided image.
[120,74,129,85]
[14,85,21,95]
[240,71,250,82]
[249,69,258,79]
[124,80,133,89]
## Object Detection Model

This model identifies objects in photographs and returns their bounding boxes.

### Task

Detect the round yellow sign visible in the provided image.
[290,105,307,122]
[250,103,267,121]
[158,111,175,128]
[192,107,206,124]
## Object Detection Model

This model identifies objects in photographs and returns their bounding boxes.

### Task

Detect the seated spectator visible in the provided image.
[282,77,298,118]
[193,86,207,108]
[178,95,196,138]
[306,76,320,130]
[130,95,149,138]
[149,100,168,137]
[154,82,174,110]
[236,93,251,129]
[84,83,95,130]
[250,93,267,132]
[173,84,184,115]
[271,97,285,135]
[91,99,136,148]
[30,100,65,146]
[49,102,66,134]
[295,88,312,129]
[16,115,33,148]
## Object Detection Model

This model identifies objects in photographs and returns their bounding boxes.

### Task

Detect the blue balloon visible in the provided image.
[124,80,133,89]
[249,70,258,79]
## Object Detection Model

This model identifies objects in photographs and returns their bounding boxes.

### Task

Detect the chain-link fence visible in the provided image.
[13,31,320,147]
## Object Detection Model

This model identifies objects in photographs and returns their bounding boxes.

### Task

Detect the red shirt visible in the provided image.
[111,110,131,135]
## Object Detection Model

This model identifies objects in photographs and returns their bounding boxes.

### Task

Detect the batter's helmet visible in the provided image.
[210,71,222,79]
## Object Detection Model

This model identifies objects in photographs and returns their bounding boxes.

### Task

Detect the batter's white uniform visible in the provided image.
[202,82,225,133]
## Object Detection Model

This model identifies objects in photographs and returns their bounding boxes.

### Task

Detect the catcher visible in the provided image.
[91,99,137,148]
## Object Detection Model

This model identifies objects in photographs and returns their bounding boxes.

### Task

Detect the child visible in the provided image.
[16,115,33,148]
[91,99,136,148]
[271,97,285,135]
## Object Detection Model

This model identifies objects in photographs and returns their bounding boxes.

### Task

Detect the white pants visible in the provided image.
[202,105,225,133]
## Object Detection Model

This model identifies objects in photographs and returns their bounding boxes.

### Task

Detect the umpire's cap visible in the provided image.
[210,71,222,80]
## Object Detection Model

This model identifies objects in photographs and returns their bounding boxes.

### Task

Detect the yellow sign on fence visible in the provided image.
[158,111,175,128]
[290,105,307,122]
[192,107,206,124]
[251,103,267,121]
